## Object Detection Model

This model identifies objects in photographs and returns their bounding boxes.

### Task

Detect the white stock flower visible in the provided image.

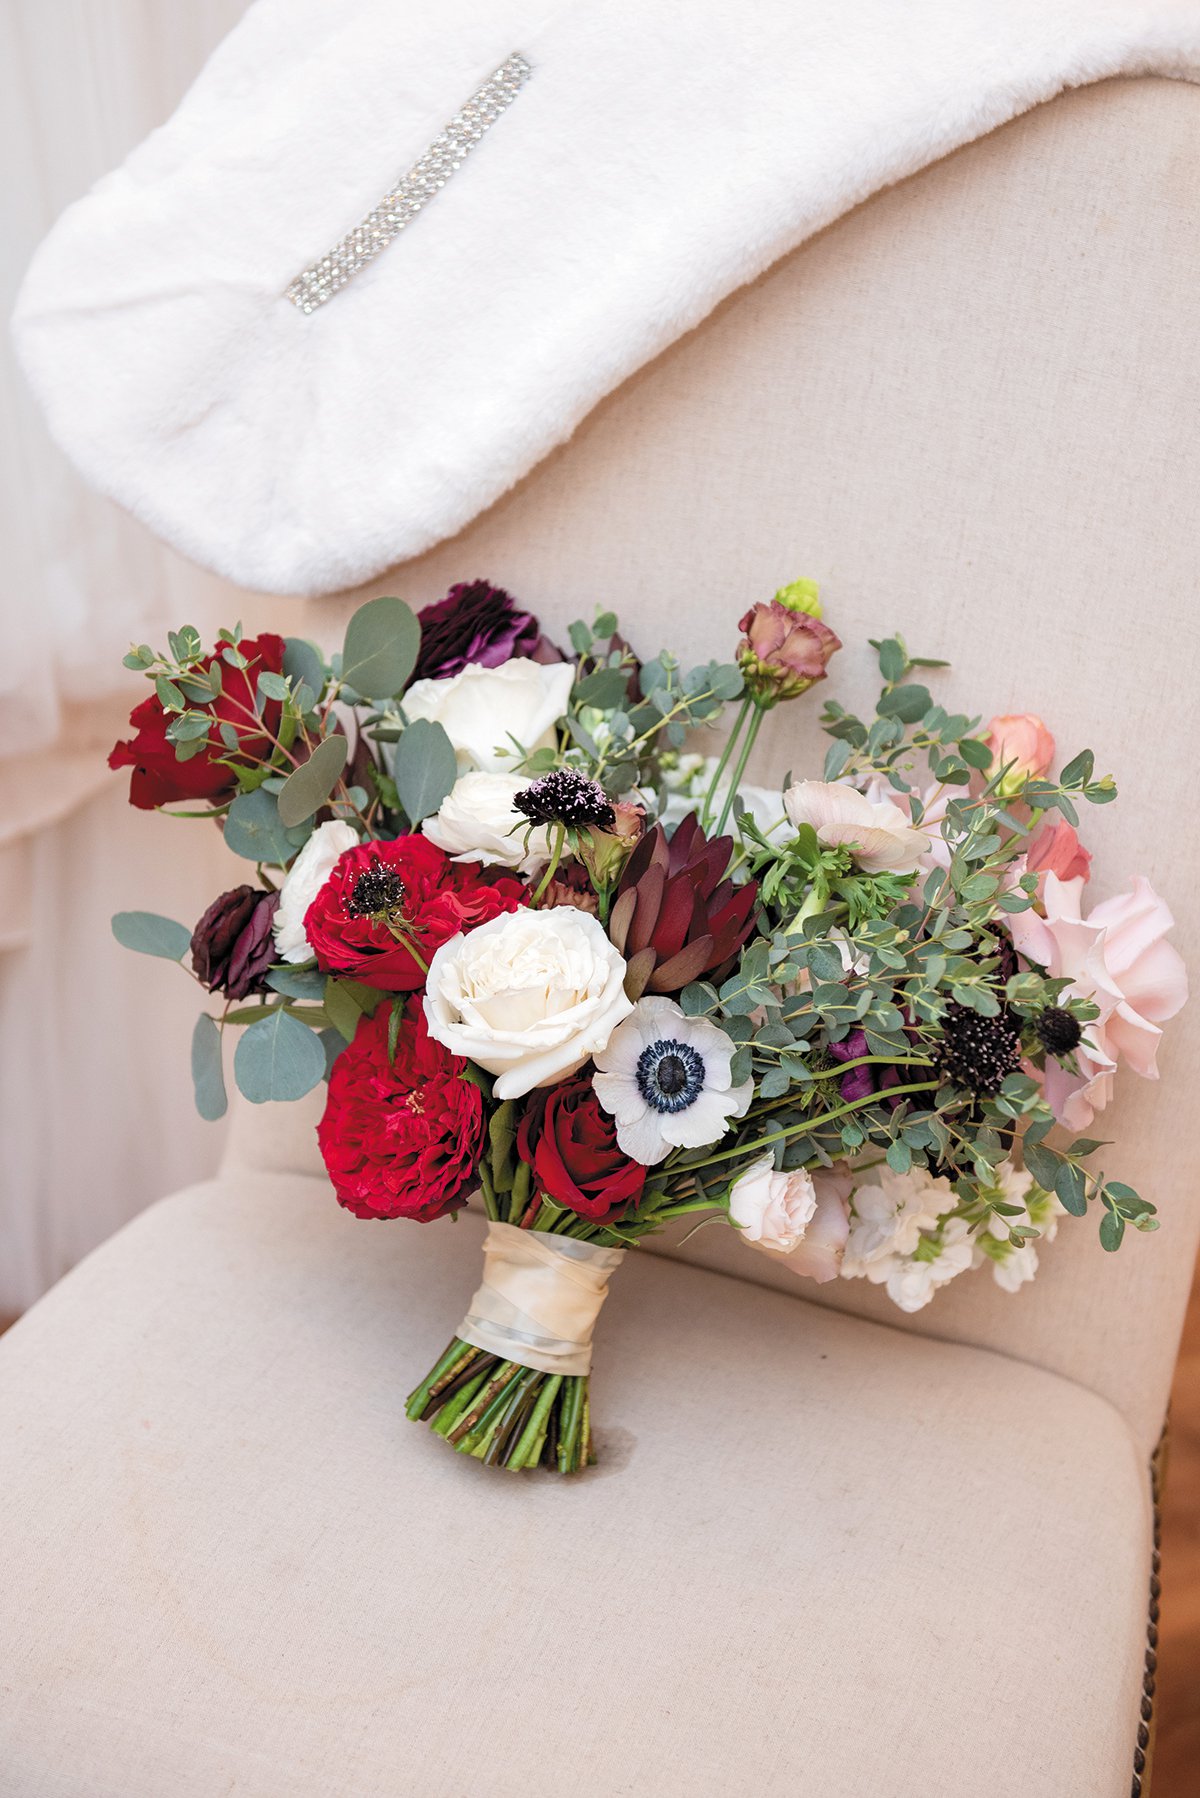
[782,780,930,874]
[592,996,753,1166]
[728,1156,818,1255]
[878,1217,974,1313]
[404,658,575,773]
[970,1160,1065,1294]
[423,906,632,1100]
[271,820,360,963]
[841,1166,955,1276]
[421,771,553,874]
[657,754,788,843]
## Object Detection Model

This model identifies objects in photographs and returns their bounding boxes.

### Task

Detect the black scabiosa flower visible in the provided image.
[1033,1007,1083,1056]
[514,768,616,831]
[936,1001,1022,1096]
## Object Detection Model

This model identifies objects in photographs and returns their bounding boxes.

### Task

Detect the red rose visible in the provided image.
[516,1076,646,1221]
[109,633,287,810]
[303,835,525,992]
[318,999,482,1220]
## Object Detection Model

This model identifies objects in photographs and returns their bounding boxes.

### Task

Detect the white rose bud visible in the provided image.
[423,907,633,1099]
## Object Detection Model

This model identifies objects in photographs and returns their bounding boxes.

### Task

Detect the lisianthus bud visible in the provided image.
[736,601,841,705]
[771,577,822,618]
[579,799,646,886]
[191,885,280,999]
[985,713,1055,799]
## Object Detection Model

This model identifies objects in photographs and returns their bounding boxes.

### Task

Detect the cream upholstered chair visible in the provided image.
[2,77,1197,1797]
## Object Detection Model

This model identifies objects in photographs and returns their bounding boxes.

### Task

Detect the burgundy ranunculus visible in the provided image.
[736,602,841,705]
[516,1077,646,1221]
[109,632,287,810]
[410,580,544,683]
[303,835,525,992]
[190,885,280,1000]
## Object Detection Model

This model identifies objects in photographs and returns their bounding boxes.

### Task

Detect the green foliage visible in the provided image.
[233,1008,327,1103]
[341,596,419,699]
[276,734,349,827]
[393,718,458,824]
[111,911,192,961]
[223,788,309,864]
[191,1014,227,1120]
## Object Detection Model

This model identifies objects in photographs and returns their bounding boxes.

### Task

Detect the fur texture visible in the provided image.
[12,0,1200,597]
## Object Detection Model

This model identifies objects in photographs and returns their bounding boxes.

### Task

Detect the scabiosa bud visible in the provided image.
[936,1001,1023,1096]
[513,767,616,830]
[191,885,280,1000]
[1033,1007,1083,1056]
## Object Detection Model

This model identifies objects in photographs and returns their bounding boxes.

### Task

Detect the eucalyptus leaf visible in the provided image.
[277,734,348,827]
[112,911,192,961]
[266,966,328,1000]
[393,718,458,824]
[341,595,420,699]
[223,788,296,864]
[283,636,327,698]
[191,1014,227,1120]
[233,1008,326,1103]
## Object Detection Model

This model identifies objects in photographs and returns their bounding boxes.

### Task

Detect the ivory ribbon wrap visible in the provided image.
[457,1221,626,1377]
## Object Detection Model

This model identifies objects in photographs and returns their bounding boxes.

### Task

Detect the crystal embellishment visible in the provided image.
[286,53,532,314]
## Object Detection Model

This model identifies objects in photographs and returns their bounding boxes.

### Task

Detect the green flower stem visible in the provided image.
[700,695,751,831]
[680,1078,942,1178]
[431,1369,492,1438]
[509,1375,563,1469]
[529,824,568,907]
[404,1338,472,1420]
[714,702,766,838]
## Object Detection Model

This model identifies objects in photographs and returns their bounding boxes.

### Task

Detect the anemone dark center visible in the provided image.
[347,863,407,920]
[636,1038,705,1114]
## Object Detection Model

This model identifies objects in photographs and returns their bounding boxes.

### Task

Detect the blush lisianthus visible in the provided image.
[423,906,632,1099]
[109,632,286,810]
[516,1077,646,1221]
[304,835,525,992]
[782,780,930,874]
[985,713,1055,797]
[410,580,544,683]
[318,1001,482,1220]
[591,996,753,1165]
[736,601,841,704]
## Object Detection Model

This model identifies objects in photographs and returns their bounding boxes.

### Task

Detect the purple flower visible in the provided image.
[828,1028,914,1108]
[410,581,546,683]
[191,885,280,1000]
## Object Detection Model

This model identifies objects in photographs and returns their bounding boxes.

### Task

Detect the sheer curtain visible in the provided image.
[0,1,287,1316]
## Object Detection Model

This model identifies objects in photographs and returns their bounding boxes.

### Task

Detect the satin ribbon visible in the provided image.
[457,1220,625,1377]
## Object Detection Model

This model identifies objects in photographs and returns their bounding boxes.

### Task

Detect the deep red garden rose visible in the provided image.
[109,633,287,810]
[319,1000,482,1220]
[303,835,525,992]
[516,1076,646,1221]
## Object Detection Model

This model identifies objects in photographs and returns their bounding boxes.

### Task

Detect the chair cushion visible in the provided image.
[0,1174,1150,1797]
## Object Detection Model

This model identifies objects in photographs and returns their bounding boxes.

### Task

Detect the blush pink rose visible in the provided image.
[1025,818,1092,884]
[986,713,1055,794]
[1008,873,1188,1129]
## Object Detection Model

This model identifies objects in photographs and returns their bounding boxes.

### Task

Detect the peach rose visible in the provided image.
[1025,818,1092,884]
[985,713,1055,797]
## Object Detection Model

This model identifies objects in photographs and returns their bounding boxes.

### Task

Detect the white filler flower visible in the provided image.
[404,658,575,773]
[423,906,633,1100]
[272,819,359,963]
[782,779,930,874]
[422,771,553,874]
[592,996,753,1165]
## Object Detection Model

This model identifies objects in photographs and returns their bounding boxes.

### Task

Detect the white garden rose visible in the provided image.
[423,906,633,1099]
[422,771,553,874]
[728,1157,818,1255]
[403,658,575,773]
[782,779,930,874]
[272,819,359,963]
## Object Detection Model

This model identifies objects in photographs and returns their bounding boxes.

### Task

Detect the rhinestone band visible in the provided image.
[286,53,532,314]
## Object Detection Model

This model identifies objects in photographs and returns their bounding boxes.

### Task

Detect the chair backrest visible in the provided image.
[246,77,1200,1458]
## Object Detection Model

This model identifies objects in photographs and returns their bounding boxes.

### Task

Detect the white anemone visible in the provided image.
[592,996,753,1166]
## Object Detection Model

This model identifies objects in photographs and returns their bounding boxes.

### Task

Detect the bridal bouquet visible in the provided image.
[110,579,1186,1474]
